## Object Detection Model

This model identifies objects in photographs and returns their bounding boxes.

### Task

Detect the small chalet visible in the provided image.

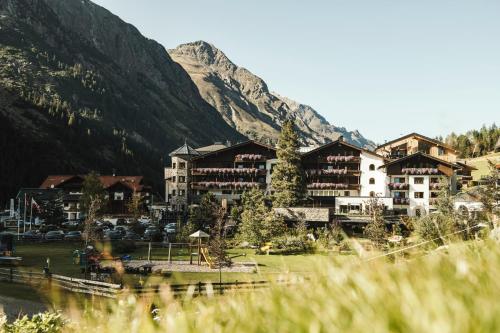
[40,175,151,219]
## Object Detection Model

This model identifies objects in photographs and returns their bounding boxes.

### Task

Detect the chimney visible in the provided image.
[338,136,344,142]
[225,140,231,147]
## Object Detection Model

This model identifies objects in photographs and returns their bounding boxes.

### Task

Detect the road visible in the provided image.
[0,295,47,321]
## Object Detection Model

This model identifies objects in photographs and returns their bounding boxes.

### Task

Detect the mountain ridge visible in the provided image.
[169,40,375,149]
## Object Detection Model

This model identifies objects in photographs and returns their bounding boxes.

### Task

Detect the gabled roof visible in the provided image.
[191,140,276,161]
[169,143,200,157]
[456,161,478,171]
[40,175,84,189]
[376,132,456,152]
[301,138,385,159]
[378,152,461,169]
[196,143,229,154]
[40,175,146,192]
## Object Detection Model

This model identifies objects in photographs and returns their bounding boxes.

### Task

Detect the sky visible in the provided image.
[92,0,499,144]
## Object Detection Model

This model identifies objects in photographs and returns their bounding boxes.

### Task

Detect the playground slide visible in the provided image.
[200,247,215,269]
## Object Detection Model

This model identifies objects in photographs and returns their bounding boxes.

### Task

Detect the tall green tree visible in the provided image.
[238,189,286,246]
[79,172,106,217]
[187,193,219,230]
[478,160,500,227]
[363,197,387,248]
[271,120,305,207]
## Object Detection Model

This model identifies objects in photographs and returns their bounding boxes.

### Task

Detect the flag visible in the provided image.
[31,198,41,212]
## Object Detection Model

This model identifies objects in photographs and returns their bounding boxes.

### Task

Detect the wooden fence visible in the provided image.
[0,268,278,299]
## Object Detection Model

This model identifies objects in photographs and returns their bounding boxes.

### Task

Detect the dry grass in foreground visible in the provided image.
[3,239,500,333]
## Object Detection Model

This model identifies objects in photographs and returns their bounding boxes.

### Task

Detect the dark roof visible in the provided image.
[40,175,146,192]
[378,152,461,169]
[301,138,385,159]
[456,161,478,171]
[376,132,456,151]
[196,143,229,154]
[191,140,276,161]
[169,143,200,157]
[16,188,63,201]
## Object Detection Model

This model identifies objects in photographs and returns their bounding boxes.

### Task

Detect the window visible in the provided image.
[369,191,375,197]
[179,190,185,196]
[414,177,424,184]
[394,177,406,183]
[222,190,232,194]
[172,162,176,169]
[414,192,424,199]
[369,164,375,171]
[171,190,176,196]
[114,192,124,201]
[237,164,244,169]
[344,191,350,197]
[178,176,186,183]
[179,162,186,169]
[172,176,176,183]
[181,205,185,211]
[438,147,445,156]
[369,178,375,185]
[430,177,439,184]
[258,164,265,170]
[415,208,422,217]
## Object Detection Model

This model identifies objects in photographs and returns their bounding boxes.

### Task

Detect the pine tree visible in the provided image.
[238,189,268,246]
[271,120,305,207]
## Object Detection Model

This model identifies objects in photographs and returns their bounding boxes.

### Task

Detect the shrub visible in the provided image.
[4,312,66,333]
[267,234,314,255]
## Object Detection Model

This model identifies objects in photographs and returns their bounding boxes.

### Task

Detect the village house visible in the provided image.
[39,175,151,220]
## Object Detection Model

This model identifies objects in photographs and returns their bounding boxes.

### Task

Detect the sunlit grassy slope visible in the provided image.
[57,240,500,333]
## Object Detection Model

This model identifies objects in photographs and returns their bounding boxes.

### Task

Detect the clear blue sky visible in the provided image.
[92,0,499,144]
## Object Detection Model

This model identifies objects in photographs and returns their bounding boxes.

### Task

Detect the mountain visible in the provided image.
[0,0,244,203]
[169,41,374,148]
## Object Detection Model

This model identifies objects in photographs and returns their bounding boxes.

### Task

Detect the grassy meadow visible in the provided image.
[3,239,499,332]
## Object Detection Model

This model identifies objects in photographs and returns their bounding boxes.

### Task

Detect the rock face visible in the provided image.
[169,41,374,148]
[0,0,244,202]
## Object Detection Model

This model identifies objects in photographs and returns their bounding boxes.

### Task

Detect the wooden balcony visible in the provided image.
[191,182,266,190]
[192,168,266,176]
[393,198,409,205]
[307,183,360,190]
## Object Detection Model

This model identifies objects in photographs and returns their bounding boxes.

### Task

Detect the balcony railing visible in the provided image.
[191,182,264,190]
[307,183,359,190]
[429,183,446,190]
[325,155,360,163]
[306,168,359,176]
[402,168,439,175]
[389,183,409,190]
[393,197,409,205]
[235,154,264,162]
[192,168,266,176]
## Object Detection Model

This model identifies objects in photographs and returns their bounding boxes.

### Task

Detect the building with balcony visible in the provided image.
[379,152,461,216]
[375,133,458,163]
[165,134,471,219]
[40,175,150,219]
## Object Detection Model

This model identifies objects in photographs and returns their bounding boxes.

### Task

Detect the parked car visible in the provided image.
[123,231,142,241]
[105,230,123,241]
[114,226,128,236]
[45,230,65,241]
[164,223,176,234]
[21,230,43,241]
[39,225,58,233]
[62,220,80,228]
[143,226,162,241]
[64,231,82,241]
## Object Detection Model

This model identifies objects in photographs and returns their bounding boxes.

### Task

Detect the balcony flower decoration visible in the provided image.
[393,197,410,205]
[402,168,439,175]
[429,183,444,190]
[236,154,263,161]
[388,183,409,190]
[307,183,349,189]
[326,155,358,163]
[322,168,348,175]
[192,168,262,175]
[193,182,260,189]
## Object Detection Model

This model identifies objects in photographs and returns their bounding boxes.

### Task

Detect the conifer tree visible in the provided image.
[271,120,305,207]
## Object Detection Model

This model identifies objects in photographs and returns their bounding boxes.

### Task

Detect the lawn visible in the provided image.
[463,152,499,180]
[7,241,353,286]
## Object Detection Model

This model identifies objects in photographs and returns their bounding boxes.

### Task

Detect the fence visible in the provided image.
[0,267,278,299]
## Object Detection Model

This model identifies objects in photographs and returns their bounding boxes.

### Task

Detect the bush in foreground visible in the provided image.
[3,240,500,332]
